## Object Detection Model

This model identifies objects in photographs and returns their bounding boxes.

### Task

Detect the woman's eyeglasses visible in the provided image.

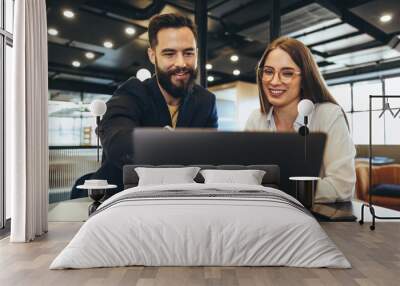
[259,67,301,83]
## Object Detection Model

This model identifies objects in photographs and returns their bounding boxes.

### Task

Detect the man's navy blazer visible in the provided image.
[92,76,218,192]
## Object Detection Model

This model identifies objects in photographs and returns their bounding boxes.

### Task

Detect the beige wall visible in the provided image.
[210,81,259,130]
[236,81,260,129]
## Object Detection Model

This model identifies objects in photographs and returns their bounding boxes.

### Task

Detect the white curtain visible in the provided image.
[9,0,49,242]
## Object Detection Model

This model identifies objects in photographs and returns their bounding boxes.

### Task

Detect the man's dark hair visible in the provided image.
[148,13,198,48]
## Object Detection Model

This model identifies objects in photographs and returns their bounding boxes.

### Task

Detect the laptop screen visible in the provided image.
[132,128,326,196]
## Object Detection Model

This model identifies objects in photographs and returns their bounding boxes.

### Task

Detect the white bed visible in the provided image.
[50,183,350,269]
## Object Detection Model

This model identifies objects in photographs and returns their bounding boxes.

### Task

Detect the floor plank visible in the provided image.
[0,222,400,286]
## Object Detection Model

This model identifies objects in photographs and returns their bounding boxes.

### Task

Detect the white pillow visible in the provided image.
[200,169,266,185]
[135,167,200,186]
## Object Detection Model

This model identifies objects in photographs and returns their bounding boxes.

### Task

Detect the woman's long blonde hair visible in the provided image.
[256,37,339,115]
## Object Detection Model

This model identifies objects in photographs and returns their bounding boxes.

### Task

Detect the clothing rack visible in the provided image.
[359,95,400,230]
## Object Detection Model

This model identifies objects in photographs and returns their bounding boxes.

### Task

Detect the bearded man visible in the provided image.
[89,13,218,194]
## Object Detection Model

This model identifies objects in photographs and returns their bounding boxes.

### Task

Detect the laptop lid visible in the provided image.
[132,128,326,195]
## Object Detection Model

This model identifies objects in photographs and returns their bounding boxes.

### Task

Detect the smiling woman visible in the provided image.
[246,36,356,204]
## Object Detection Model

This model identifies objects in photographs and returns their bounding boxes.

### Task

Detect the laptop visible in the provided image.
[132,128,327,197]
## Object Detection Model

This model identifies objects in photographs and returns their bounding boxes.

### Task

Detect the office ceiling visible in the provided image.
[46,0,400,94]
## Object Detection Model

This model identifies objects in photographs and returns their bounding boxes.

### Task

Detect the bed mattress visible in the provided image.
[50,183,350,269]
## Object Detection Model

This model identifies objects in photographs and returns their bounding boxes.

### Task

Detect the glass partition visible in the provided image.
[49,147,101,203]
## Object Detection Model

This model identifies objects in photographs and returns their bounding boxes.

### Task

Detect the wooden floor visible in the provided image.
[1,222,400,286]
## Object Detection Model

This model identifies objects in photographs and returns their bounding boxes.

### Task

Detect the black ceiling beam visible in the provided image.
[162,0,221,22]
[220,0,260,19]
[207,0,315,58]
[83,0,164,20]
[208,70,234,79]
[163,0,193,12]
[195,0,208,87]
[310,49,328,58]
[209,70,256,84]
[48,71,59,80]
[48,63,131,82]
[208,0,231,11]
[308,31,363,49]
[45,0,87,10]
[317,61,335,68]
[270,0,281,42]
[338,0,375,10]
[315,0,391,44]
[327,40,382,58]
[292,21,343,38]
[206,33,252,59]
[49,41,104,58]
[310,49,335,66]
[49,79,116,94]
[235,0,314,33]
[310,41,388,65]
[206,38,327,68]
[211,76,256,87]
[84,0,221,29]
[323,58,400,81]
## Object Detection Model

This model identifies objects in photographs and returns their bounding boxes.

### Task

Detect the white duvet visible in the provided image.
[50,183,351,269]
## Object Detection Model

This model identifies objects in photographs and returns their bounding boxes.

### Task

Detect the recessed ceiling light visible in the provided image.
[230,55,239,62]
[63,9,75,19]
[72,61,81,67]
[103,41,114,48]
[48,28,58,36]
[85,52,95,59]
[136,68,152,82]
[233,69,240,76]
[207,75,214,82]
[380,14,392,23]
[206,63,213,70]
[125,27,136,36]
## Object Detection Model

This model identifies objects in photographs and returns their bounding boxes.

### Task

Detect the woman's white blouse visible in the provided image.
[245,102,356,203]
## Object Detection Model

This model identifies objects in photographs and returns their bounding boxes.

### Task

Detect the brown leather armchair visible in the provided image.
[356,163,400,211]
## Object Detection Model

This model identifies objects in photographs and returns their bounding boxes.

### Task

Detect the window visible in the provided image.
[352,111,384,145]
[329,83,351,112]
[345,112,353,136]
[353,80,383,111]
[0,38,3,230]
[5,43,12,220]
[329,77,400,145]
[5,0,13,33]
[384,77,400,144]
[48,90,111,146]
[48,91,112,205]
[328,84,353,134]
[385,111,400,144]
[385,77,400,108]
[1,0,15,229]
[352,80,383,144]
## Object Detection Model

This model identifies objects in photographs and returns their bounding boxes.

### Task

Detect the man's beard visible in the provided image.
[156,63,197,99]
